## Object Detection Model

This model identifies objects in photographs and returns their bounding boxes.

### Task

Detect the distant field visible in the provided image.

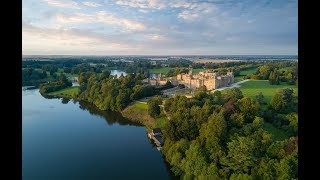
[48,86,79,98]
[192,59,242,63]
[192,68,206,74]
[239,80,298,103]
[149,67,174,74]
[262,122,291,141]
[239,67,257,76]
[233,67,257,82]
[149,67,204,75]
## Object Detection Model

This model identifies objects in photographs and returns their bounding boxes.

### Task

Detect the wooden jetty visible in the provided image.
[148,128,164,147]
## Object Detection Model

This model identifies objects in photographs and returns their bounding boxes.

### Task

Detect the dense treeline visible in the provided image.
[162,87,298,179]
[245,61,298,85]
[39,74,72,94]
[77,70,160,111]
[22,68,50,86]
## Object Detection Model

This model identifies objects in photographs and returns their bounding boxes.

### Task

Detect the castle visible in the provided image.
[176,67,234,90]
[143,73,168,86]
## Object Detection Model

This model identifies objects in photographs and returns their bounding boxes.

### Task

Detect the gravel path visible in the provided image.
[211,79,251,93]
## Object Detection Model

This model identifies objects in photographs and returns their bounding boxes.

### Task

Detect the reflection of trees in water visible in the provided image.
[78,101,143,127]
[61,98,70,104]
[41,94,56,99]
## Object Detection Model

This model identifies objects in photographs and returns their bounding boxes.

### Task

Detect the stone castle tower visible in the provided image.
[189,65,193,74]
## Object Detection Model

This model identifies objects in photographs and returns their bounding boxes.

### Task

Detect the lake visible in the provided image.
[110,69,127,77]
[22,89,177,180]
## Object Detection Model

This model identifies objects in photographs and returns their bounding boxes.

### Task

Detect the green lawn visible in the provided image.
[149,67,205,75]
[48,86,79,98]
[133,102,148,110]
[239,80,298,103]
[155,116,167,129]
[149,67,175,74]
[192,68,206,74]
[262,122,291,141]
[239,67,257,76]
[233,67,257,82]
[234,76,245,82]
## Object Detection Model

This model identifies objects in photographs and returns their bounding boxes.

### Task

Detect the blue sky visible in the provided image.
[22,0,297,55]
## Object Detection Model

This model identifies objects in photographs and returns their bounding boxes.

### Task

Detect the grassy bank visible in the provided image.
[121,101,168,131]
[121,102,155,129]
[47,86,79,98]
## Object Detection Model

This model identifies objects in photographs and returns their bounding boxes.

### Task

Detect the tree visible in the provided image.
[197,85,207,92]
[181,141,209,177]
[223,88,243,102]
[230,113,245,126]
[230,173,253,180]
[100,70,111,80]
[237,97,260,122]
[286,113,298,133]
[147,97,162,118]
[269,88,295,113]
[221,135,256,174]
[199,112,226,162]
[258,65,272,79]
[255,92,265,105]
[269,71,280,85]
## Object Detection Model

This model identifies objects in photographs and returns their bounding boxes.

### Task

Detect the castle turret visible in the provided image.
[189,65,193,74]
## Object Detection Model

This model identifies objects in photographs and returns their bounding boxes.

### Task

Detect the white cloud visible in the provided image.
[145,34,165,40]
[176,1,216,21]
[178,11,199,21]
[43,0,81,9]
[114,0,217,21]
[22,22,143,54]
[55,11,146,31]
[115,0,166,10]
[82,1,102,7]
[138,9,149,13]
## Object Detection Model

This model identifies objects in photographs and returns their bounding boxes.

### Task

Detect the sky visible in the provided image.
[22,0,298,55]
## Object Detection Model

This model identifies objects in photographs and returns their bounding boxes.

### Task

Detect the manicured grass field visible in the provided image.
[149,67,205,75]
[233,67,257,82]
[149,67,175,74]
[133,102,148,110]
[239,80,298,103]
[234,76,245,82]
[262,122,291,141]
[239,67,257,76]
[192,68,206,74]
[48,86,79,98]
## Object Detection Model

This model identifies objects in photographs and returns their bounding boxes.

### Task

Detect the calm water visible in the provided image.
[110,69,127,77]
[22,89,176,180]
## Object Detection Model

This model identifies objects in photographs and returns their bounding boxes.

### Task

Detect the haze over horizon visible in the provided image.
[23,0,297,55]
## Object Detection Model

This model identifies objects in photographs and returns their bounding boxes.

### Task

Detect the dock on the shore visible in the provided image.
[148,128,164,147]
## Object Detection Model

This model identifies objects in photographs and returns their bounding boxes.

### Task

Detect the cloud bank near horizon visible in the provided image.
[23,0,297,55]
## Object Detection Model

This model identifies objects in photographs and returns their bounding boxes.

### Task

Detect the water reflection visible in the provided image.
[77,100,143,127]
